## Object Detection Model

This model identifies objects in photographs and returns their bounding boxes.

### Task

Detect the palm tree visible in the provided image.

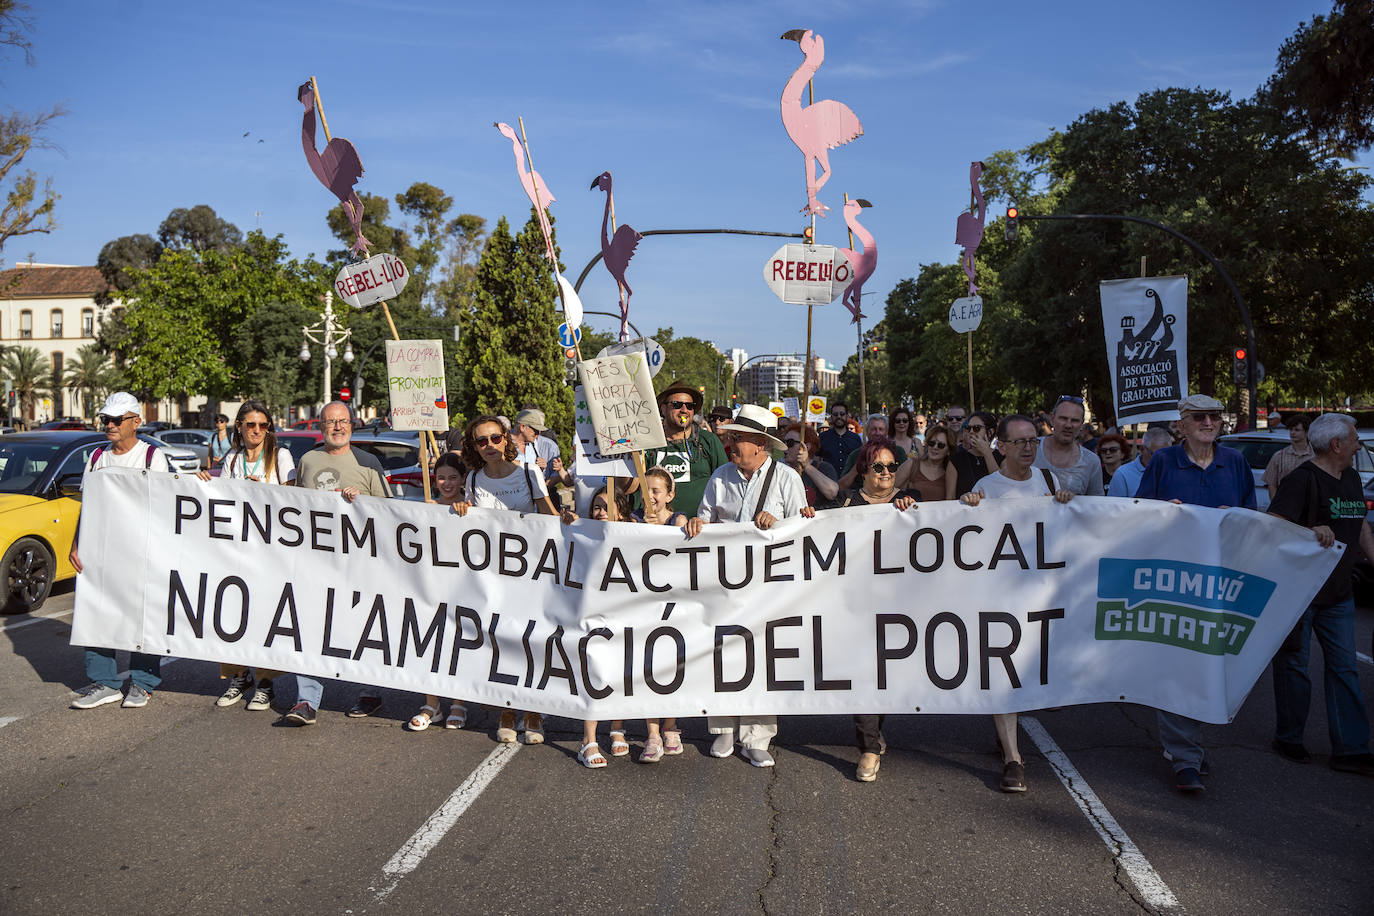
[1,346,50,424]
[64,344,113,421]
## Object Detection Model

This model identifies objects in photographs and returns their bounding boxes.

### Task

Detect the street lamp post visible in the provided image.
[299,290,354,412]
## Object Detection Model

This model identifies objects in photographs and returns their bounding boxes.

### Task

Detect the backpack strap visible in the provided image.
[750,458,780,520]
[144,443,156,468]
[1040,467,1057,493]
[89,447,104,471]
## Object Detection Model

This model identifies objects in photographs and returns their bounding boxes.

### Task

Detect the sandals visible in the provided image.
[496,710,518,743]
[578,742,607,769]
[445,703,467,729]
[407,704,439,732]
[609,730,630,757]
[639,733,664,763]
[521,712,545,745]
[663,729,683,756]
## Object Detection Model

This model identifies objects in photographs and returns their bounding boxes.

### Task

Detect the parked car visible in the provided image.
[1219,430,1374,512]
[275,430,323,472]
[154,428,213,468]
[138,434,200,473]
[278,430,420,498]
[0,431,105,612]
[37,418,93,430]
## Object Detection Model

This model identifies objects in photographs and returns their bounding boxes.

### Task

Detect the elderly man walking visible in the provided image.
[1135,394,1256,792]
[69,392,173,710]
[686,404,810,767]
[1268,413,1374,776]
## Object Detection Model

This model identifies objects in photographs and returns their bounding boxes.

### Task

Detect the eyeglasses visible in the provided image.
[926,440,948,449]
[1098,446,1121,454]
[241,421,271,431]
[1185,412,1222,423]
[1006,437,1039,448]
[784,438,801,447]
[1055,395,1084,406]
[868,461,901,474]
[666,400,696,410]
[474,433,506,447]
[322,418,351,428]
[98,414,134,426]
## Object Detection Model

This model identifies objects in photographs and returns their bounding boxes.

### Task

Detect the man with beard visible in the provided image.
[633,380,729,516]
[818,401,862,471]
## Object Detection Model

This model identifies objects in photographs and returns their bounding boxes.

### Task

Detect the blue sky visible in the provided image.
[5,0,1337,366]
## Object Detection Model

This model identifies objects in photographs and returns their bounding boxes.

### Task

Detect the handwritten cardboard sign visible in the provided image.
[572,385,636,475]
[336,253,409,308]
[577,354,666,456]
[948,295,983,333]
[385,339,448,431]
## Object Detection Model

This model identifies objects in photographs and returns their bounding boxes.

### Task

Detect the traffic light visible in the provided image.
[339,385,352,402]
[563,357,578,386]
[803,225,815,245]
[1004,205,1020,241]
[1232,348,1247,385]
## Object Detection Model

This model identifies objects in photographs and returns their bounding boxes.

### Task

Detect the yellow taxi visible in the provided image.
[0,431,106,613]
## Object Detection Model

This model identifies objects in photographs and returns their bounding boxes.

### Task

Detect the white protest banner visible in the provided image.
[334,252,409,308]
[385,340,448,431]
[805,395,828,423]
[782,397,800,420]
[762,243,852,306]
[577,354,666,456]
[1100,276,1188,424]
[74,470,1338,723]
[572,385,635,476]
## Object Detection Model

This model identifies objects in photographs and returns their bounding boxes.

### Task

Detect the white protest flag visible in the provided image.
[1100,276,1188,424]
[73,469,1338,723]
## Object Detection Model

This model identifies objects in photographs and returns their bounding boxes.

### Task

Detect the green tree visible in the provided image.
[94,233,162,306]
[63,344,113,420]
[1,343,48,420]
[649,327,733,407]
[0,1,62,257]
[456,212,570,449]
[157,204,242,252]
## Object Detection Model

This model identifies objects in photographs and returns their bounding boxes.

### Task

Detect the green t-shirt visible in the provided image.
[637,428,729,516]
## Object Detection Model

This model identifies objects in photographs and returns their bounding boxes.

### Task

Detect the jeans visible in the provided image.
[1158,711,1204,772]
[85,648,162,692]
[1272,596,1371,756]
[297,676,323,710]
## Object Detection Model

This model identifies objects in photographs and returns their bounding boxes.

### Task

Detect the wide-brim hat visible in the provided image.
[657,380,703,412]
[717,404,785,450]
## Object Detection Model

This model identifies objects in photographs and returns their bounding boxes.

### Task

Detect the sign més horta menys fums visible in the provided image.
[72,471,1337,722]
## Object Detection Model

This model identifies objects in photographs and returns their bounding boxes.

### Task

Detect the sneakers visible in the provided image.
[710,732,736,758]
[283,701,317,726]
[742,747,775,768]
[496,711,518,743]
[1272,739,1311,764]
[856,752,881,782]
[1000,761,1027,793]
[122,684,151,708]
[347,694,383,718]
[1330,753,1374,777]
[216,672,254,707]
[71,683,123,709]
[1175,767,1205,792]
[521,712,545,745]
[245,679,274,712]
[1163,750,1212,776]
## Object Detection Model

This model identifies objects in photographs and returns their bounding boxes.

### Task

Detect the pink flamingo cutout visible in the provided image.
[590,171,642,342]
[839,198,876,323]
[494,121,557,261]
[780,29,864,216]
[297,82,371,258]
[955,161,986,296]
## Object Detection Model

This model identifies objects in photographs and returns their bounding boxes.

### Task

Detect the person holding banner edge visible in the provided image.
[961,414,1075,792]
[452,414,577,745]
[686,404,813,767]
[1134,393,1256,792]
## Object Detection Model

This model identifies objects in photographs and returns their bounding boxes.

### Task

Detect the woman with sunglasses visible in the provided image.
[820,436,920,782]
[196,400,293,710]
[888,408,919,456]
[408,452,471,732]
[451,415,576,745]
[1095,433,1131,488]
[897,423,957,501]
[781,422,839,507]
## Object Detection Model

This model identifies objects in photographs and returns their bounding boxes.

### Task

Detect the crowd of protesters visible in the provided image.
[66,386,1374,794]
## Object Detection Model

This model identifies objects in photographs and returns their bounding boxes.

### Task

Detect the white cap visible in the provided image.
[99,391,141,418]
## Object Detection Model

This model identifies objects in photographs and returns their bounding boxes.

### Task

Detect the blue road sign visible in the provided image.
[557,323,581,349]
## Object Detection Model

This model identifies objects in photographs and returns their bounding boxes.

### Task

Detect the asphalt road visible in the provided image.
[3,583,1373,915]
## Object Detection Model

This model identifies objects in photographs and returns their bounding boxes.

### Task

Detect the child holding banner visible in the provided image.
[409,451,470,732]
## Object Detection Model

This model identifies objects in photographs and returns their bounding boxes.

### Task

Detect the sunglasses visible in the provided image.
[965,424,986,433]
[784,438,802,446]
[926,440,948,449]
[1185,412,1222,422]
[893,417,909,424]
[98,414,133,426]
[946,415,965,423]
[666,400,696,410]
[1056,395,1085,405]
[868,461,901,474]
[1098,446,1121,454]
[474,433,505,447]
[241,421,271,431]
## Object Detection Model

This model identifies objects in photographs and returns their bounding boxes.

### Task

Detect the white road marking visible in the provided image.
[0,716,21,729]
[1021,716,1182,912]
[2,609,74,632]
[367,742,522,902]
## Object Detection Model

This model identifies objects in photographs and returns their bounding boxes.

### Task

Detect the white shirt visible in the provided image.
[467,465,549,513]
[973,467,1060,499]
[221,446,296,484]
[518,435,561,477]
[697,457,807,523]
[89,441,171,474]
